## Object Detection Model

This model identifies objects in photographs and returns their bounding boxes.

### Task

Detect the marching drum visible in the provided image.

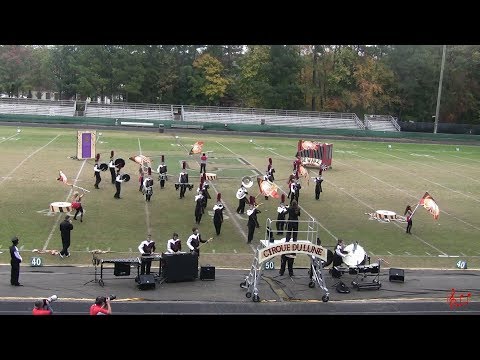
[99,163,108,171]
[343,243,367,267]
[204,172,217,181]
[121,174,131,182]
[114,158,126,169]
[50,202,72,213]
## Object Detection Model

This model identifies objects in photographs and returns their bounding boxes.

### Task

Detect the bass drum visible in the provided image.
[99,163,108,171]
[114,158,126,169]
[121,174,131,182]
[321,249,334,268]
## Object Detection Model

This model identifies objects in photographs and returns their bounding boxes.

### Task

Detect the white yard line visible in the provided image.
[449,154,480,165]
[43,159,87,251]
[175,136,249,245]
[263,147,448,255]
[0,135,60,185]
[352,148,480,203]
[138,138,151,235]
[0,132,20,144]
[217,141,338,246]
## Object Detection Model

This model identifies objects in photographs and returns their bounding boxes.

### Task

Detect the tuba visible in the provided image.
[236,187,247,200]
[241,176,253,188]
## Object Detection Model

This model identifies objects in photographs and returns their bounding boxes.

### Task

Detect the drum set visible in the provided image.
[328,242,382,291]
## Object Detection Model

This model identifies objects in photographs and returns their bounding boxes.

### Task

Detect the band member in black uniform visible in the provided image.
[138,234,156,275]
[187,227,207,256]
[10,236,23,286]
[287,174,295,200]
[404,205,413,234]
[143,167,154,202]
[314,169,323,200]
[138,166,144,192]
[285,199,301,242]
[290,173,301,205]
[279,253,296,277]
[114,169,125,199]
[246,196,261,244]
[267,158,275,181]
[167,233,182,254]
[200,173,211,213]
[59,215,73,258]
[236,184,248,214]
[333,239,349,267]
[108,151,116,184]
[213,193,224,236]
[194,185,205,224]
[157,155,167,189]
[276,194,288,235]
[178,161,189,199]
[93,153,102,189]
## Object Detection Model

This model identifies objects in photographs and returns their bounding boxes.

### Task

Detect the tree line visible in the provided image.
[0,45,479,124]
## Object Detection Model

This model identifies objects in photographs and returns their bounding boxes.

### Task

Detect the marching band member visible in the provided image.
[93,153,102,189]
[166,232,182,254]
[194,183,205,224]
[276,194,288,235]
[236,184,248,214]
[114,169,125,199]
[178,161,189,199]
[157,155,167,189]
[333,238,349,267]
[287,174,295,199]
[290,172,301,205]
[293,155,301,173]
[138,166,144,192]
[213,193,224,236]
[187,227,207,256]
[138,234,156,275]
[200,173,211,213]
[267,158,275,181]
[246,196,261,244]
[108,150,116,184]
[285,199,301,242]
[143,167,154,202]
[313,169,323,200]
[71,191,85,222]
[200,152,208,174]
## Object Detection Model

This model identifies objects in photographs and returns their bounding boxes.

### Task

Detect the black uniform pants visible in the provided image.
[94,173,101,188]
[279,255,294,276]
[140,255,152,275]
[10,260,20,285]
[114,182,121,198]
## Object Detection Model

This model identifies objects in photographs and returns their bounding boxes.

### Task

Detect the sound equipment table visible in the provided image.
[97,256,162,287]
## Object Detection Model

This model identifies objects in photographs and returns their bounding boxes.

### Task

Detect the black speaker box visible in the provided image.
[114,262,131,276]
[137,274,156,289]
[162,253,198,283]
[200,266,215,280]
[389,268,405,282]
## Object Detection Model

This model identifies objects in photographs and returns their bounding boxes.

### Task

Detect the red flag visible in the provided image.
[257,177,280,198]
[419,192,440,220]
[189,141,204,155]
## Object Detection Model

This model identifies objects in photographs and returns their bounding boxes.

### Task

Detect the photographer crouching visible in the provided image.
[32,295,57,315]
[89,295,115,315]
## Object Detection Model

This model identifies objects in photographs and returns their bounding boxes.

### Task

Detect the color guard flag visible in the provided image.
[189,141,204,155]
[257,177,280,198]
[129,155,152,166]
[419,192,440,220]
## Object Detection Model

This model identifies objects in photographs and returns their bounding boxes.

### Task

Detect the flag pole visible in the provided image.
[72,184,91,193]
[410,203,421,219]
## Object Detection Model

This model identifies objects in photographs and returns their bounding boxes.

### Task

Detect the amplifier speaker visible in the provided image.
[389,268,405,282]
[114,262,131,276]
[162,253,198,283]
[200,266,215,280]
[137,274,156,290]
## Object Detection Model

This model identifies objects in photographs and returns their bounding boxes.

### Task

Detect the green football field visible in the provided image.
[1,125,479,270]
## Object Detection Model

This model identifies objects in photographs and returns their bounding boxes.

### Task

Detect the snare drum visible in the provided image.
[204,172,217,181]
[342,243,367,267]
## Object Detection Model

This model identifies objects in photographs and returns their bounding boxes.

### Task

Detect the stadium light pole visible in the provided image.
[433,45,447,134]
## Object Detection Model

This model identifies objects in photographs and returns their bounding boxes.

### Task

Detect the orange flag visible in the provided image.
[419,192,440,220]
[257,177,280,198]
[189,141,204,155]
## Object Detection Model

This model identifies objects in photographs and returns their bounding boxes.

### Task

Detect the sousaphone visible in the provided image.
[241,176,254,188]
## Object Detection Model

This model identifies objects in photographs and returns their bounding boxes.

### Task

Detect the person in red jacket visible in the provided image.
[32,297,54,315]
[89,296,112,315]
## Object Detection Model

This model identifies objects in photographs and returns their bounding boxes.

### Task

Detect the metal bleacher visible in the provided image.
[0,98,76,117]
[84,102,173,121]
[182,105,366,130]
[364,114,400,132]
